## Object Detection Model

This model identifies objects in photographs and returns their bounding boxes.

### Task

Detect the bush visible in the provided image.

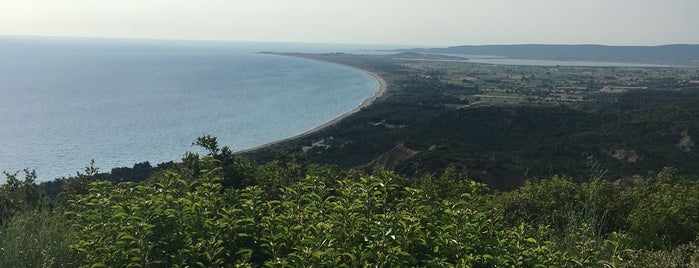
[64,165,635,267]
[629,240,699,267]
[0,210,80,267]
[627,168,699,248]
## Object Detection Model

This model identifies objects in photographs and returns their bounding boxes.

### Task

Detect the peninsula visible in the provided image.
[243,51,699,189]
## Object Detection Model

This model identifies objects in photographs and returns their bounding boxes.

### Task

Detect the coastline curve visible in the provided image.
[237,55,387,153]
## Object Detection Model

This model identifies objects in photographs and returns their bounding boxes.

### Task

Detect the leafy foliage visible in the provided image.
[626,168,699,249]
[0,170,49,225]
[0,210,79,267]
[62,159,635,267]
[2,137,699,267]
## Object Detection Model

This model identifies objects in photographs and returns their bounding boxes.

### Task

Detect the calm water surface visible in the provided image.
[0,37,380,181]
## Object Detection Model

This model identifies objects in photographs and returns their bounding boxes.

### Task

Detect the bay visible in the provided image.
[463,57,672,67]
[0,37,380,181]
[434,53,673,67]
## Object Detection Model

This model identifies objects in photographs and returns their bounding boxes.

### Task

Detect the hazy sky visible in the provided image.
[1,0,697,46]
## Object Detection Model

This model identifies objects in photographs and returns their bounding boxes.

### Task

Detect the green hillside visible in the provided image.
[245,53,699,190]
[3,139,699,267]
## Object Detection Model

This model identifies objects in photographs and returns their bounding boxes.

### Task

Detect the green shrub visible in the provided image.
[629,240,699,267]
[64,164,637,267]
[0,210,80,267]
[627,168,699,248]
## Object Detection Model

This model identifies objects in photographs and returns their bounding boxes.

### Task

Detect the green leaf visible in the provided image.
[111,212,129,219]
[341,253,356,262]
[235,248,253,256]
[118,232,137,242]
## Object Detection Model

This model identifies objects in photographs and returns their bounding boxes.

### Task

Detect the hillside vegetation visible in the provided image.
[2,138,699,267]
[246,53,699,190]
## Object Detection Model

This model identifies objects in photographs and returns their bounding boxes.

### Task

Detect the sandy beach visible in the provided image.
[237,57,388,153]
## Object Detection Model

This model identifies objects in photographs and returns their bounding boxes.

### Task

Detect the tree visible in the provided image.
[0,169,48,224]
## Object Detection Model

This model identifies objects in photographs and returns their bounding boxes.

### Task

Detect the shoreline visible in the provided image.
[237,55,388,154]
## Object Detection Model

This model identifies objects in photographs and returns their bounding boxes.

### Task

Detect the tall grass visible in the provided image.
[0,210,81,267]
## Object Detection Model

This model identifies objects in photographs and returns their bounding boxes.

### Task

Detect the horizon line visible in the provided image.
[2,34,697,48]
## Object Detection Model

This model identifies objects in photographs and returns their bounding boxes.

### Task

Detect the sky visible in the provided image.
[1,0,698,46]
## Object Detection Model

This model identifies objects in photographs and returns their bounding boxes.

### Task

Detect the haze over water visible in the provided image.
[0,37,379,181]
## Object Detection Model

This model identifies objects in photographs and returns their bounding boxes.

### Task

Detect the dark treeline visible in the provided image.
[39,161,175,198]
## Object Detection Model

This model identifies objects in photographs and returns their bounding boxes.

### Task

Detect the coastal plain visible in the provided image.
[244,52,699,190]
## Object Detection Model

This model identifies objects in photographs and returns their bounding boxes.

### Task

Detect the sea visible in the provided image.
[0,36,386,182]
[1,37,669,182]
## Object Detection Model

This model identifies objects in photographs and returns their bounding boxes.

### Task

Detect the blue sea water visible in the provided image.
[0,37,381,181]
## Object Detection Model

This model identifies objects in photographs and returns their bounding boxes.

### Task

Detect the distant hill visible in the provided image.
[394,44,699,65]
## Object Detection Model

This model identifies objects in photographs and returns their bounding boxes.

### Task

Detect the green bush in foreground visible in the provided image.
[2,137,698,267]
[0,210,80,267]
[64,158,634,267]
